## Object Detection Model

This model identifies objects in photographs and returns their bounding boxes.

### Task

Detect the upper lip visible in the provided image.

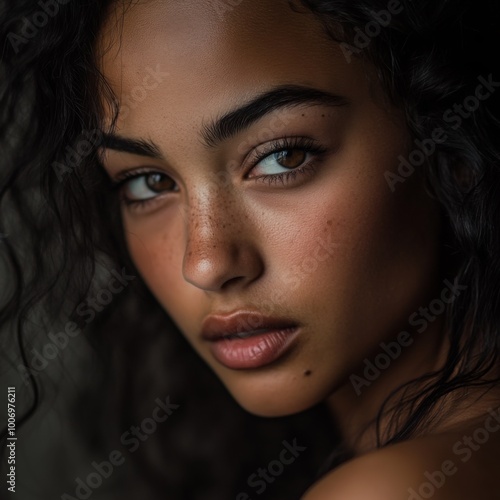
[201,310,298,341]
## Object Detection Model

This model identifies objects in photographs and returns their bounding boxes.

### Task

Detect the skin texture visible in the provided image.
[96,0,500,497]
[98,0,441,420]
[303,411,500,499]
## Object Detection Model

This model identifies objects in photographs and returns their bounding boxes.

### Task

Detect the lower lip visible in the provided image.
[207,327,300,369]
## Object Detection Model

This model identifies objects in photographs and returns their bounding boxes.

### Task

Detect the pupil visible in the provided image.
[147,173,173,192]
[276,150,306,168]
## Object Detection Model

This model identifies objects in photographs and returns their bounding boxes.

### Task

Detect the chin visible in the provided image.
[225,380,329,418]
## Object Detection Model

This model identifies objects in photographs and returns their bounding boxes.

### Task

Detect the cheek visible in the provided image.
[277,151,440,375]
[123,216,200,329]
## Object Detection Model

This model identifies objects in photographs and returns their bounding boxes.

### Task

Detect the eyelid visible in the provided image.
[109,170,175,210]
[244,135,326,170]
[111,166,166,185]
[107,167,181,204]
[108,134,329,210]
[108,136,323,184]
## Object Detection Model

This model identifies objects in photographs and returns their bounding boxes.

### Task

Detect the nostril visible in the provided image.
[221,275,245,289]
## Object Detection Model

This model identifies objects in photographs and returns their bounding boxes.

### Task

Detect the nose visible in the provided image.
[181,195,264,292]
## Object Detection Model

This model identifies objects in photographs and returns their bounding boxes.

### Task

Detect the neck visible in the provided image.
[326,313,449,454]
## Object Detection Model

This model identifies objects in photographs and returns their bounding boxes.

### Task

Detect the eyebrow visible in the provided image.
[101,134,164,160]
[102,84,349,159]
[202,84,348,148]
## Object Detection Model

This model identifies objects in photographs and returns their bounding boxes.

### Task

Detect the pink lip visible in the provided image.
[208,326,300,369]
[200,310,301,369]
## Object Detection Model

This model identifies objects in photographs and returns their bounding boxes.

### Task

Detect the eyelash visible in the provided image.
[251,136,327,185]
[110,136,328,210]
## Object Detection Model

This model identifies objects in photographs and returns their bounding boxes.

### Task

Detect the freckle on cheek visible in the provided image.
[304,370,312,376]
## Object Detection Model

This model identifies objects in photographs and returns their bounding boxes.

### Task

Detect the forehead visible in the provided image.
[97,0,374,136]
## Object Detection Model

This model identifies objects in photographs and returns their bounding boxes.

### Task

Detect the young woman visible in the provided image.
[2,0,500,498]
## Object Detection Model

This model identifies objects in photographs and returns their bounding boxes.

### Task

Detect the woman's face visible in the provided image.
[99,0,441,417]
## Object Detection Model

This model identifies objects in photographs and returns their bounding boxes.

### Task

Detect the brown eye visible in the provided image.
[120,172,178,203]
[146,173,176,192]
[275,150,307,169]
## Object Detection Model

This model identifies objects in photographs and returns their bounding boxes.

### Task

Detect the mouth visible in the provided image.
[200,310,301,369]
[218,327,288,340]
[201,310,299,340]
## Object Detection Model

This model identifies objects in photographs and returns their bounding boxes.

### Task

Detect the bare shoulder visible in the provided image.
[301,427,500,500]
[301,440,437,500]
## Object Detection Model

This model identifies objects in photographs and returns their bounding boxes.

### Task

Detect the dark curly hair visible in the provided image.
[1,0,499,498]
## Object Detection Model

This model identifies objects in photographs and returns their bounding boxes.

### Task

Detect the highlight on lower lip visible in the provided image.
[208,327,299,369]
